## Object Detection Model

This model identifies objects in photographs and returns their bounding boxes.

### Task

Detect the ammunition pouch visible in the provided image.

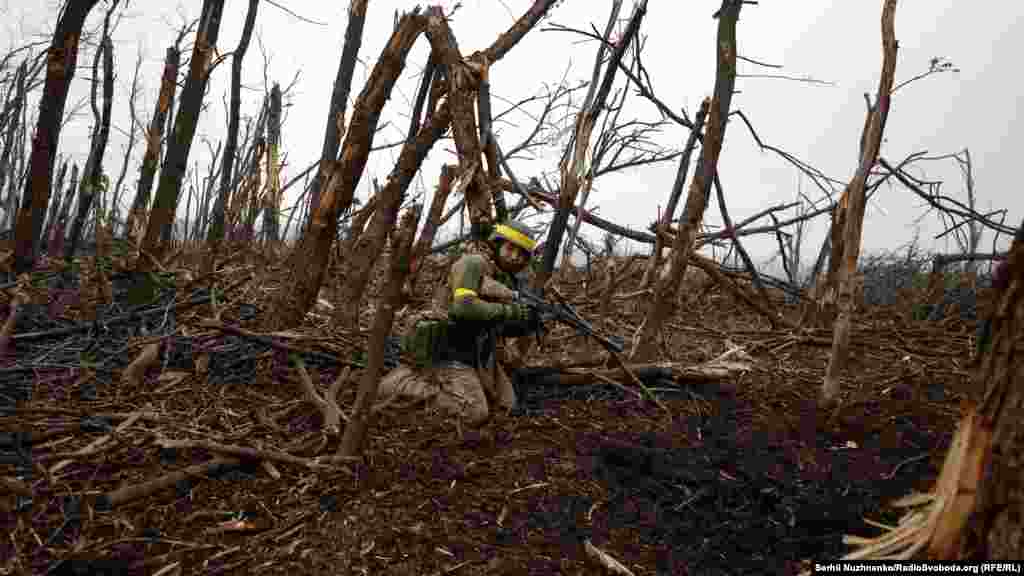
[403,318,451,369]
[402,317,494,369]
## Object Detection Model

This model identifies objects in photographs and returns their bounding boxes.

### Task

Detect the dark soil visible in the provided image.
[1,266,976,575]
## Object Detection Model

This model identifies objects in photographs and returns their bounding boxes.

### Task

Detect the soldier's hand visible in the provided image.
[502,303,530,323]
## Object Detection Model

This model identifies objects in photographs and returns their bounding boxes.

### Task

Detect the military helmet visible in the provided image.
[490,220,537,253]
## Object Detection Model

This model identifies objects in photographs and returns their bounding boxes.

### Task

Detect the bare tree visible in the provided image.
[138,0,226,270]
[266,0,560,331]
[12,0,103,273]
[123,33,185,244]
[205,0,259,269]
[631,0,743,362]
[820,0,899,404]
[261,82,282,245]
[307,0,368,218]
[110,45,144,236]
[65,1,117,262]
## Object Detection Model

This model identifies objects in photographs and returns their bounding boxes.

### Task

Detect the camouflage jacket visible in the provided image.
[398,240,529,368]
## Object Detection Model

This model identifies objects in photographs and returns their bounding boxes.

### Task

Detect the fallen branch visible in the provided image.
[12,292,213,342]
[201,319,359,367]
[50,411,143,476]
[0,288,28,356]
[95,457,242,510]
[154,438,355,470]
[291,356,347,435]
[122,342,161,387]
[584,539,636,576]
[0,476,33,497]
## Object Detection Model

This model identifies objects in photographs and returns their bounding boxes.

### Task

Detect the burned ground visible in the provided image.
[0,258,978,575]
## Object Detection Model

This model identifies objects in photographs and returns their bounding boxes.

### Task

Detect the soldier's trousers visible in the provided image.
[377,361,516,426]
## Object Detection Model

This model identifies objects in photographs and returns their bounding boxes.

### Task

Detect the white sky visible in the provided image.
[6,0,1022,273]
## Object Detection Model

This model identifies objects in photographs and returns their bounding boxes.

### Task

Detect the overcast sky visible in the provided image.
[6,0,1022,273]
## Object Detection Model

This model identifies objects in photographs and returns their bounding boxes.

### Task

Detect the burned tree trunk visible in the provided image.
[641,100,708,288]
[47,163,78,256]
[631,0,742,363]
[821,0,898,404]
[267,1,557,331]
[406,163,455,290]
[205,0,259,268]
[111,49,144,237]
[12,0,102,273]
[338,203,421,458]
[265,11,427,331]
[534,0,645,291]
[124,44,180,245]
[971,222,1024,559]
[41,159,68,249]
[422,8,493,241]
[137,0,225,270]
[334,94,452,327]
[0,62,28,233]
[307,0,368,218]
[262,82,282,245]
[66,8,116,263]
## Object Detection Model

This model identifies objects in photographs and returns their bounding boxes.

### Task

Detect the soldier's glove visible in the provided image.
[501,302,531,323]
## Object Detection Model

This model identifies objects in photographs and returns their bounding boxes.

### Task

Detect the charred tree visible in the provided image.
[12,0,102,273]
[265,11,427,331]
[111,48,144,236]
[307,0,368,218]
[406,163,455,290]
[124,44,180,244]
[641,100,708,287]
[41,159,69,249]
[631,0,742,363]
[0,62,28,233]
[971,221,1024,560]
[338,203,421,458]
[267,0,559,331]
[262,82,282,245]
[335,91,452,327]
[821,0,898,404]
[138,0,225,270]
[205,0,259,267]
[534,0,645,291]
[65,5,116,263]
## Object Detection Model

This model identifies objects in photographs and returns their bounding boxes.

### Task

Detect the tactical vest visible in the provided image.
[402,243,520,369]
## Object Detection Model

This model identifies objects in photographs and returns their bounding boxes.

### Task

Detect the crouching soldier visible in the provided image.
[378,220,542,425]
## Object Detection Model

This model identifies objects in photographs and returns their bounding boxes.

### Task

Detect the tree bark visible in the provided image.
[973,224,1024,559]
[307,0,368,218]
[406,163,455,289]
[137,0,225,269]
[205,0,259,267]
[335,94,451,327]
[338,203,421,458]
[631,0,741,363]
[65,8,115,263]
[641,100,708,287]
[821,0,898,404]
[12,0,102,273]
[262,82,282,245]
[265,11,426,331]
[124,45,180,245]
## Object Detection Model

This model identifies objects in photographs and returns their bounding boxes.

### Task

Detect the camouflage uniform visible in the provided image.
[379,223,539,426]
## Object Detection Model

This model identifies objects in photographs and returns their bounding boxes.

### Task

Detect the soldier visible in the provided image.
[379,220,541,426]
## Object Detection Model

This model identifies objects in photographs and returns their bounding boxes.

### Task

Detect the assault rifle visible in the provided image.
[515,288,624,353]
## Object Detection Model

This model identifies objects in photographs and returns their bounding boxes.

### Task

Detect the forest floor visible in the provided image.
[0,253,980,575]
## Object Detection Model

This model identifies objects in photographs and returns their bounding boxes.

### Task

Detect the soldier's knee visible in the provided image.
[464,403,490,427]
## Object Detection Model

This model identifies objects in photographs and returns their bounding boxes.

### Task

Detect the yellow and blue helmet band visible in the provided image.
[492,223,536,252]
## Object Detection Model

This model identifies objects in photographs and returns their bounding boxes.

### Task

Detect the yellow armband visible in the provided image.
[453,287,478,303]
